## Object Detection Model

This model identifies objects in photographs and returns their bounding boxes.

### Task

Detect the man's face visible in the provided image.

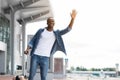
[47,17,55,28]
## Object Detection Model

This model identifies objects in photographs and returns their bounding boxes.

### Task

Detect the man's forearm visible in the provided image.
[68,18,75,29]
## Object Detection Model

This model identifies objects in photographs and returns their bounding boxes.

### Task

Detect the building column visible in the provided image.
[22,23,26,75]
[10,11,15,75]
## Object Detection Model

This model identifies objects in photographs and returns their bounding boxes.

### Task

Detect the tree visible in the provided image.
[90,68,101,71]
[102,68,115,71]
[76,67,81,71]
[76,66,88,71]
[70,66,75,71]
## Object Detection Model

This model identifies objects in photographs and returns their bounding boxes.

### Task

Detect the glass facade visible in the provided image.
[0,14,10,43]
[0,14,10,74]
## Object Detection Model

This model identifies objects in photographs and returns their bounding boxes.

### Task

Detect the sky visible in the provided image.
[26,0,120,69]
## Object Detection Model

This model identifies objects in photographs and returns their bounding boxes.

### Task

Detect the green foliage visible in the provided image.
[90,68,101,71]
[102,68,116,71]
[70,66,75,71]
[76,66,88,71]
[69,66,116,71]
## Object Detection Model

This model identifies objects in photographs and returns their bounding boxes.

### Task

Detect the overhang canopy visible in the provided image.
[2,0,53,24]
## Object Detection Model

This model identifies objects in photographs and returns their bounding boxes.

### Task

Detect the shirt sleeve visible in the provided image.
[59,26,72,35]
[28,29,40,48]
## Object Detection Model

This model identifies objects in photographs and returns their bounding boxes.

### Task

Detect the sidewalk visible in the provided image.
[1,74,120,80]
[0,76,79,80]
[1,75,71,80]
[0,75,14,80]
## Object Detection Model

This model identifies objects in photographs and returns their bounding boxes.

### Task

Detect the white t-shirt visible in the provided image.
[34,29,55,57]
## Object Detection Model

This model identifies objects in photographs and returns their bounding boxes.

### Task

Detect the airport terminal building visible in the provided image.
[0,1,68,80]
[0,0,54,77]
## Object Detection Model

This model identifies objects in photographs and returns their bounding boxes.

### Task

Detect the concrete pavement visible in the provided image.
[1,74,120,80]
[0,75,13,80]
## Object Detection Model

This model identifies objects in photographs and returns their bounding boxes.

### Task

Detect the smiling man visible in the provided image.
[24,9,77,80]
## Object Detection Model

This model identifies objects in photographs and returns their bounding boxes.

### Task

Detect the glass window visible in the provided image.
[0,14,10,74]
[0,14,10,43]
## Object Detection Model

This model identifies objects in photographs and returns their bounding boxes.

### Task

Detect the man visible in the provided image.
[24,9,77,80]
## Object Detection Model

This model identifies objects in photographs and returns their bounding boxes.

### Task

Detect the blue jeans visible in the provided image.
[28,54,49,80]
